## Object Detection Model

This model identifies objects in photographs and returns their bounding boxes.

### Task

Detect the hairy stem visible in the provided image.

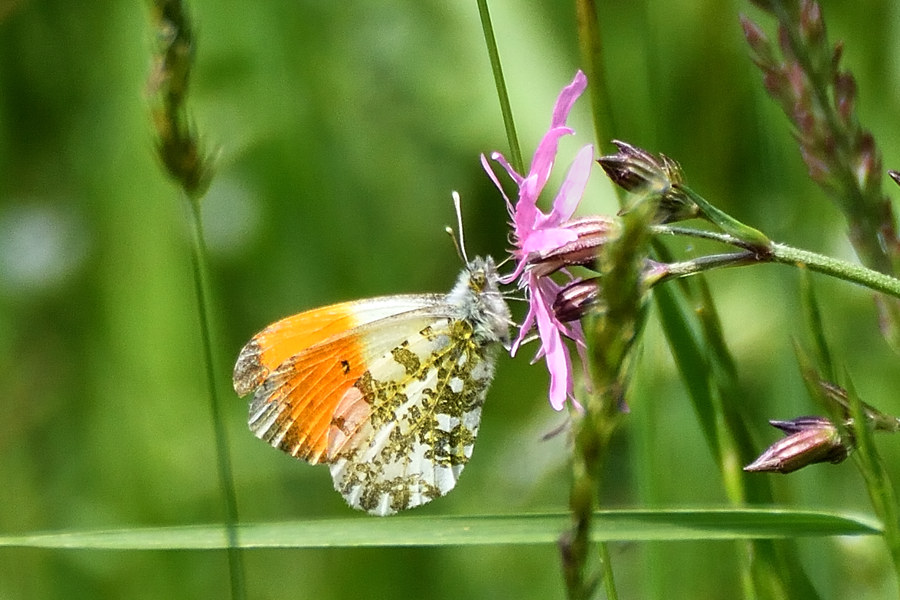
[654,225,900,300]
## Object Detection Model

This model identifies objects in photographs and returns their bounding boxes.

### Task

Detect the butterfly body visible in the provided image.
[233,256,510,515]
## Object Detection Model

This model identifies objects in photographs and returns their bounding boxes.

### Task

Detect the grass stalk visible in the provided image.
[148,2,246,597]
[476,0,523,174]
[185,198,246,599]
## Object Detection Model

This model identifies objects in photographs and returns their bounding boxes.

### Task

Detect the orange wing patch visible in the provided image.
[233,304,359,396]
[250,339,369,464]
[234,303,369,464]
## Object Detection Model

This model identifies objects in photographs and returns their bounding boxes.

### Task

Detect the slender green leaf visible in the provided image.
[653,249,820,598]
[651,282,716,450]
[844,377,900,580]
[0,510,879,550]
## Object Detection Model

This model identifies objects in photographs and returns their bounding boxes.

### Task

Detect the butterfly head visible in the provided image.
[450,255,512,348]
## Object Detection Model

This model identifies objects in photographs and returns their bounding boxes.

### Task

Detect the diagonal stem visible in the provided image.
[475,0,524,174]
[653,224,900,300]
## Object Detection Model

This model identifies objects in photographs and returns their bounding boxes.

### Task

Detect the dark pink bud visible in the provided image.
[777,25,796,62]
[798,0,824,46]
[597,141,697,224]
[800,147,831,184]
[528,217,618,277]
[786,63,808,102]
[552,278,602,323]
[834,72,856,125]
[741,16,775,67]
[855,134,881,191]
[832,41,844,72]
[792,106,816,138]
[762,70,788,98]
[745,416,848,474]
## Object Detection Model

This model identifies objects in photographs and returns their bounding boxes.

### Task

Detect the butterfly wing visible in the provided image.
[233,295,443,397]
[234,257,510,516]
[233,295,446,464]
[327,315,501,515]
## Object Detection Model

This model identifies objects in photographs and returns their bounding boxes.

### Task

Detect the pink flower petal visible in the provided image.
[514,174,543,233]
[485,70,593,411]
[490,151,523,185]
[533,280,574,410]
[527,126,574,195]
[519,227,579,255]
[508,294,536,356]
[551,71,587,129]
[481,153,515,216]
[548,144,595,225]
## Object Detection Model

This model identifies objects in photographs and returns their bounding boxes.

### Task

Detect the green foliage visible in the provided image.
[0,509,879,549]
[2,1,900,599]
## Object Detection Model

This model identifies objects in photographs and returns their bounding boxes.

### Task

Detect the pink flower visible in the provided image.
[482,70,594,410]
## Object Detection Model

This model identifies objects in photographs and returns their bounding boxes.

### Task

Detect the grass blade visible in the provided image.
[0,509,878,550]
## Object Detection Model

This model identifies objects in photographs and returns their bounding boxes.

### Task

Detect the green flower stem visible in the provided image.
[657,251,759,281]
[476,0,523,174]
[575,0,615,149]
[677,185,771,251]
[186,197,246,600]
[654,225,900,301]
[770,243,900,299]
[566,202,652,600]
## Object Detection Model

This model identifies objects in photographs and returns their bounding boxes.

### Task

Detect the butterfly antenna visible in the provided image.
[450,191,470,264]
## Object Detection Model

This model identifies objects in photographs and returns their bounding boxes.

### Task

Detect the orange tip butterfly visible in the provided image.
[233,255,511,516]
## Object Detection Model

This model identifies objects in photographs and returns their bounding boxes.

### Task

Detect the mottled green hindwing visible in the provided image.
[328,317,500,515]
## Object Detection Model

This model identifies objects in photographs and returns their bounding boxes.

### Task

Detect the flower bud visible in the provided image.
[552,278,602,323]
[597,141,698,224]
[741,16,773,66]
[889,170,900,188]
[798,0,825,47]
[744,416,849,474]
[527,217,617,277]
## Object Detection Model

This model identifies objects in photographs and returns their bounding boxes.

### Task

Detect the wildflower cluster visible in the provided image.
[482,70,599,410]
[472,3,900,595]
[484,71,764,411]
[484,68,900,481]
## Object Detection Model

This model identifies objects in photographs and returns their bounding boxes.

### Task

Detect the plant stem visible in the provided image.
[566,202,651,599]
[651,225,757,251]
[770,243,900,299]
[653,225,900,301]
[658,251,760,281]
[148,1,245,595]
[475,0,523,174]
[186,197,246,599]
[598,542,619,600]
[575,0,615,147]
[843,381,900,596]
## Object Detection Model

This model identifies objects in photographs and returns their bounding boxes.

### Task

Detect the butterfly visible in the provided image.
[233,256,511,515]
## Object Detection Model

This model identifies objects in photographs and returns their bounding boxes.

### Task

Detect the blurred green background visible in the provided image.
[2,0,900,598]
